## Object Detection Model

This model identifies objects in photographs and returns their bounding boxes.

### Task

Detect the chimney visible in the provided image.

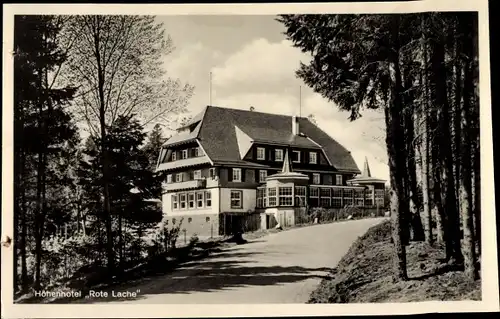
[292,115,299,135]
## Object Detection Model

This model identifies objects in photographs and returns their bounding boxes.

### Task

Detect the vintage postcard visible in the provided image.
[2,0,498,318]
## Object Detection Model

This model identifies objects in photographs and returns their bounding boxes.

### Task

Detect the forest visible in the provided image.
[13,15,194,295]
[278,12,481,282]
[13,12,481,298]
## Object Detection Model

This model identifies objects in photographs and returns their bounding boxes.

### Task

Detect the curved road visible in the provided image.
[78,218,385,304]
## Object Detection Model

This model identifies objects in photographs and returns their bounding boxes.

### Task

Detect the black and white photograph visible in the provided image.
[2,1,498,317]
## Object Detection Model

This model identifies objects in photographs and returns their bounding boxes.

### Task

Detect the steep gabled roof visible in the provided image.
[193,106,360,173]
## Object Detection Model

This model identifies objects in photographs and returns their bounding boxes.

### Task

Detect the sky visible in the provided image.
[156,15,389,182]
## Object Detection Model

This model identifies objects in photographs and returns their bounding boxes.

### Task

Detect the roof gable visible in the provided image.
[234,125,254,159]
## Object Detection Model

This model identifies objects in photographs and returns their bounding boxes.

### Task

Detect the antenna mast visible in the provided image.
[299,85,302,118]
[209,71,212,105]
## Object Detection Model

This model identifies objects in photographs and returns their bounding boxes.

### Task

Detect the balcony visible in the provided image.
[163,179,206,192]
[156,155,211,172]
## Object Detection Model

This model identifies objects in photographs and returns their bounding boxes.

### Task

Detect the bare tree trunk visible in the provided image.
[470,15,481,256]
[92,16,115,277]
[406,99,424,242]
[34,62,47,289]
[420,37,433,244]
[429,110,444,244]
[460,59,478,281]
[387,16,407,281]
[431,39,463,264]
[15,136,29,292]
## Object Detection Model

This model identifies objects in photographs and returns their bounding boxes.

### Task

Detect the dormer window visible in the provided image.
[257,147,265,160]
[309,152,317,164]
[171,151,176,161]
[292,150,301,163]
[193,147,199,157]
[181,149,188,160]
[275,149,283,162]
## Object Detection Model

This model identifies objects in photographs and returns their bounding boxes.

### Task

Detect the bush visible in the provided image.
[189,234,199,247]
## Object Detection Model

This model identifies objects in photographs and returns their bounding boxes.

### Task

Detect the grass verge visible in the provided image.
[308,220,481,303]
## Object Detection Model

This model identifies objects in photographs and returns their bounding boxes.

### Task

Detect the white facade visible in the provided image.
[219,188,256,213]
[162,188,220,216]
[162,187,258,215]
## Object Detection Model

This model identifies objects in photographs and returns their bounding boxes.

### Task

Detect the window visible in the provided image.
[267,187,277,206]
[336,175,343,185]
[167,174,172,183]
[355,189,365,207]
[194,170,202,180]
[375,189,385,207]
[292,150,301,163]
[230,190,243,209]
[275,149,284,162]
[310,187,319,207]
[309,152,317,164]
[205,190,212,207]
[206,216,211,222]
[259,170,267,183]
[295,186,306,207]
[171,151,176,161]
[181,149,188,159]
[344,189,354,206]
[176,173,183,183]
[196,192,204,208]
[365,189,373,206]
[232,168,242,182]
[179,193,187,209]
[257,147,265,160]
[188,217,192,223]
[193,147,199,157]
[209,168,216,179]
[172,218,176,225]
[332,188,343,208]
[320,188,331,207]
[256,188,266,208]
[279,187,293,206]
[188,193,195,209]
[312,173,321,185]
[172,194,178,210]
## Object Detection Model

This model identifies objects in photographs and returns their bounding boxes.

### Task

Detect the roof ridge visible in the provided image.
[207,104,307,120]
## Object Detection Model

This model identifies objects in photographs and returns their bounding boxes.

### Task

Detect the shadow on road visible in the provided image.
[71,242,331,304]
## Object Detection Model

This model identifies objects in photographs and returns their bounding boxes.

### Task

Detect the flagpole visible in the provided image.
[299,85,302,117]
[209,71,212,105]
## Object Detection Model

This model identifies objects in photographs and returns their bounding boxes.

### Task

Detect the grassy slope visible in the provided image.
[308,220,481,303]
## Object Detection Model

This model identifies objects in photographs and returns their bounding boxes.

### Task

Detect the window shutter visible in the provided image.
[228,168,233,182]
[242,168,246,182]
